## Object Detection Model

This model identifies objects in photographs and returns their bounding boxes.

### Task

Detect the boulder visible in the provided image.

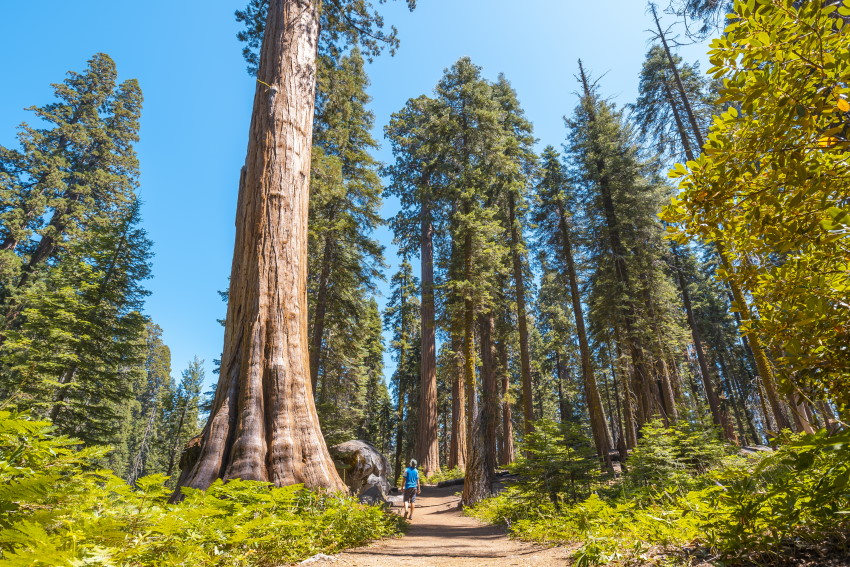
[329,440,392,503]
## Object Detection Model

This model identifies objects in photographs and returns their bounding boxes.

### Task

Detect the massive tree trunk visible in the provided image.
[175,0,345,496]
[507,195,534,435]
[555,200,612,470]
[417,200,440,475]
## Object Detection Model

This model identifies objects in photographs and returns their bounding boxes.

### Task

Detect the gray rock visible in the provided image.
[329,440,392,503]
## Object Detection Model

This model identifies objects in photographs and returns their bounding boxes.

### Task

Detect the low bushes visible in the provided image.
[472,419,850,565]
[0,411,402,566]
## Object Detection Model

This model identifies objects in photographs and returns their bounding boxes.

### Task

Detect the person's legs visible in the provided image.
[403,488,418,519]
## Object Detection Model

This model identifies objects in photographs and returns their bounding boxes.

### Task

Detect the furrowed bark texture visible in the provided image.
[176,0,345,495]
[417,202,440,475]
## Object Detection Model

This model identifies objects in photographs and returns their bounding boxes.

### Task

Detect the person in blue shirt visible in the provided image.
[402,459,421,520]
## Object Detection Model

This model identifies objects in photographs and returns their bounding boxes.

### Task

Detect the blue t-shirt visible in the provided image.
[403,467,419,489]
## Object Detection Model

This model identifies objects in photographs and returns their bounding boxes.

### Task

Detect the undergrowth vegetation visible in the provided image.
[0,411,402,566]
[472,419,850,566]
[423,466,465,484]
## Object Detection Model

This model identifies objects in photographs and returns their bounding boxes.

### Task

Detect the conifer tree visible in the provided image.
[384,260,420,483]
[433,58,509,505]
[534,146,614,466]
[491,76,537,439]
[384,95,443,476]
[165,358,205,478]
[308,48,384,396]
[0,54,152,444]
[180,0,414,494]
[567,63,686,438]
[360,300,393,453]
[125,321,174,484]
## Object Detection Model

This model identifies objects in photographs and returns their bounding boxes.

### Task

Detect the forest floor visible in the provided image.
[299,483,571,566]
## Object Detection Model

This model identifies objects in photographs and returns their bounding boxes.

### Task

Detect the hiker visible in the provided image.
[402,458,421,520]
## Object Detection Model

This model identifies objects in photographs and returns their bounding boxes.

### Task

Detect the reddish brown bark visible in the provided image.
[449,332,467,470]
[417,201,440,475]
[175,0,344,496]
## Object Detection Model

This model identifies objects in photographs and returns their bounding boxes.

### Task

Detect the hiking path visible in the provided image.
[302,483,571,566]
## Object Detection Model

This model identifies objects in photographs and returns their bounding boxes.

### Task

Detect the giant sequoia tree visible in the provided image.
[177,0,414,494]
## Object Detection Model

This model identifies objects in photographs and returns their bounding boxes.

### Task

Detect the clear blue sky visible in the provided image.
[0,1,709,389]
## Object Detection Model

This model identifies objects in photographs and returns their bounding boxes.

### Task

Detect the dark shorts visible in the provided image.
[403,487,417,502]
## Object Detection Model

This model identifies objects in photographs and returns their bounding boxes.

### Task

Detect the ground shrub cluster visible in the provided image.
[472,419,850,566]
[0,411,402,566]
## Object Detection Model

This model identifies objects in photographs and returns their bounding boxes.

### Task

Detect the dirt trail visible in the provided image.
[304,484,570,566]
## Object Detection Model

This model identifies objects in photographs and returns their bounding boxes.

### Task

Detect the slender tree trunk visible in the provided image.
[653,5,705,153]
[479,313,499,480]
[167,398,189,478]
[664,81,695,162]
[393,377,406,485]
[555,200,612,469]
[578,60,658,427]
[789,392,816,434]
[613,327,638,449]
[309,231,334,392]
[449,332,467,470]
[507,196,534,435]
[671,245,733,438]
[655,358,678,424]
[175,0,345,496]
[555,352,573,423]
[417,201,440,475]
[497,338,514,466]
[716,248,791,431]
[463,296,476,453]
[718,354,751,444]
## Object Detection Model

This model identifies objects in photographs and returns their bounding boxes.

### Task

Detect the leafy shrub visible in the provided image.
[474,425,850,565]
[508,419,599,509]
[703,429,850,561]
[423,466,464,484]
[627,419,732,490]
[0,411,402,566]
